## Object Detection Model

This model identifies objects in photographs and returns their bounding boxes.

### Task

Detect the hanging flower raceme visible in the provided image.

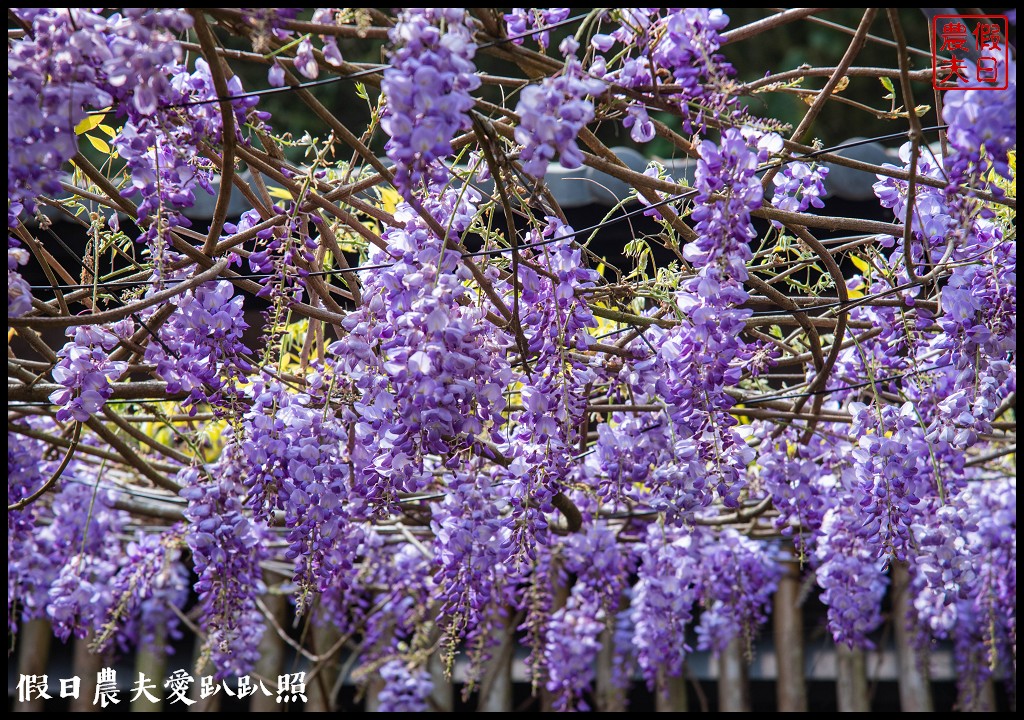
[49,321,132,423]
[180,461,269,678]
[8,240,33,317]
[514,55,605,178]
[42,480,128,642]
[695,529,782,653]
[815,503,889,648]
[145,278,252,410]
[7,8,192,219]
[328,186,514,513]
[594,9,738,133]
[631,523,703,687]
[381,9,480,195]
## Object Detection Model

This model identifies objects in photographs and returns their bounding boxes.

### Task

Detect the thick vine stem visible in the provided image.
[190,10,237,257]
[551,492,584,534]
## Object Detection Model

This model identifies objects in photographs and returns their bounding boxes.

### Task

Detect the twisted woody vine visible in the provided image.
[7,8,1016,711]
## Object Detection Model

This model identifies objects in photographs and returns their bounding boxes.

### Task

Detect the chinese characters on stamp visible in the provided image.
[933,15,1010,90]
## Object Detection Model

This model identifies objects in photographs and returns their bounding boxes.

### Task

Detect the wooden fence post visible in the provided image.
[656,668,689,712]
[774,561,807,711]
[835,644,870,712]
[478,613,515,712]
[13,619,52,713]
[595,624,627,712]
[69,633,106,712]
[891,562,933,711]
[718,637,751,712]
[131,626,165,712]
[253,591,288,712]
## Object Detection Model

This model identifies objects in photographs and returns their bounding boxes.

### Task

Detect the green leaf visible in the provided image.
[879,77,895,94]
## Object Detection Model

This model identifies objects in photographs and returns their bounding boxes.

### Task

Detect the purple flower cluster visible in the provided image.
[596,9,737,133]
[942,53,1017,184]
[8,431,54,629]
[238,379,355,596]
[145,279,252,409]
[116,57,260,260]
[631,524,702,686]
[514,57,605,178]
[592,397,672,507]
[911,477,1016,700]
[686,129,776,282]
[95,529,190,654]
[543,591,605,711]
[771,161,829,216]
[180,464,268,677]
[356,542,437,669]
[504,8,571,52]
[848,402,929,563]
[502,217,601,552]
[49,322,132,422]
[540,523,632,711]
[8,239,32,317]
[381,9,480,195]
[42,480,128,641]
[814,504,889,648]
[756,428,830,558]
[695,530,781,652]
[329,187,513,512]
[376,660,433,713]
[626,130,770,512]
[7,9,192,218]
[431,471,515,680]
[235,205,317,304]
[873,143,957,269]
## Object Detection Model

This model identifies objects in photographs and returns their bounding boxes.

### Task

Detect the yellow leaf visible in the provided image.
[74,110,109,135]
[98,124,118,139]
[847,287,865,299]
[85,134,111,154]
[377,187,402,215]
[267,186,293,200]
[850,254,870,274]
